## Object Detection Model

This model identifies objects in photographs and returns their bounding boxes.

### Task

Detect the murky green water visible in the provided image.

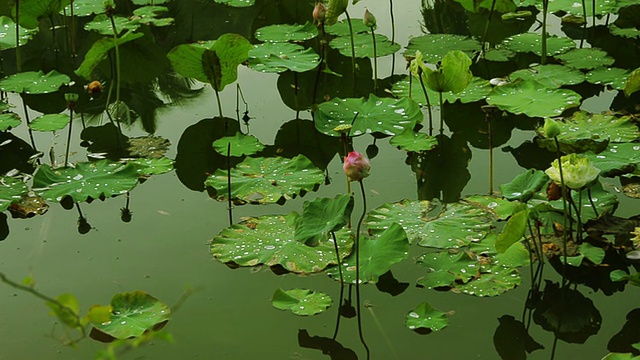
[1,0,640,359]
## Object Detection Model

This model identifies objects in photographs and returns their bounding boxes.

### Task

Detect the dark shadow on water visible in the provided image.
[0,213,9,241]
[375,271,409,297]
[493,315,544,360]
[298,329,358,360]
[608,308,640,356]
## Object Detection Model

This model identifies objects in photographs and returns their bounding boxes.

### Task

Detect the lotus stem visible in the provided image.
[417,71,434,135]
[389,0,396,75]
[65,109,73,167]
[541,0,548,65]
[580,0,587,48]
[480,0,497,53]
[592,0,596,26]
[438,91,444,135]
[107,11,122,120]
[49,15,59,69]
[587,188,599,218]
[487,111,494,195]
[370,27,378,94]
[15,0,21,72]
[553,137,568,281]
[345,11,357,97]
[331,230,344,340]
[576,189,583,243]
[355,180,370,360]
[21,102,39,160]
[311,20,327,110]
[70,0,77,63]
[227,142,233,226]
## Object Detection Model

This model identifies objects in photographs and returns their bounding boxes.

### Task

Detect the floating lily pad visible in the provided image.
[366,199,440,244]
[212,132,265,157]
[389,129,438,153]
[131,6,173,26]
[416,251,478,288]
[0,16,37,49]
[579,243,605,265]
[454,265,521,296]
[76,31,144,80]
[84,14,139,35]
[486,79,581,118]
[214,0,255,7]
[62,0,107,16]
[33,160,139,203]
[294,194,353,246]
[624,68,640,97]
[421,50,473,94]
[0,113,21,130]
[210,212,354,274]
[404,34,481,63]
[483,48,516,62]
[314,95,422,137]
[499,169,549,202]
[271,288,332,316]
[585,143,640,177]
[0,177,28,212]
[555,48,614,70]
[330,32,401,58]
[12,0,69,29]
[255,22,318,42]
[501,33,576,57]
[248,42,319,73]
[509,64,584,89]
[609,24,640,39]
[391,76,492,105]
[586,67,630,90]
[127,135,171,158]
[129,157,174,176]
[465,195,519,220]
[326,223,409,284]
[205,155,324,205]
[324,19,369,36]
[0,71,70,94]
[541,0,617,17]
[405,302,450,331]
[29,113,70,132]
[90,291,170,340]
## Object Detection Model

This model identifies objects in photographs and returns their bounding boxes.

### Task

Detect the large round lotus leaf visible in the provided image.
[486,79,581,118]
[536,111,640,154]
[203,34,252,91]
[404,34,481,63]
[421,50,472,94]
[205,155,324,205]
[0,71,71,94]
[499,169,549,202]
[11,0,68,29]
[555,48,614,70]
[542,0,617,16]
[464,195,520,221]
[324,20,369,36]
[76,31,144,80]
[405,302,450,331]
[248,42,319,73]
[0,177,28,212]
[586,67,630,90]
[366,199,441,244]
[33,160,139,203]
[132,6,173,27]
[585,143,640,177]
[326,223,409,284]
[132,0,171,4]
[469,233,530,269]
[271,288,332,316]
[509,65,584,89]
[255,22,318,42]
[84,14,139,35]
[212,132,265,157]
[0,113,21,131]
[294,194,354,246]
[29,113,70,132]
[483,48,516,62]
[91,291,170,340]
[0,16,37,49]
[129,157,174,176]
[416,251,478,289]
[501,33,576,57]
[389,129,438,153]
[314,95,422,137]
[329,32,401,58]
[624,68,640,97]
[210,213,354,274]
[453,265,521,297]
[214,0,255,7]
[391,76,492,105]
[63,0,107,16]
[609,24,640,39]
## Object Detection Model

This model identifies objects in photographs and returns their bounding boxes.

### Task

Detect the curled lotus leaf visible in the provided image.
[499,169,549,203]
[405,302,450,331]
[33,159,139,203]
[294,194,354,246]
[0,71,71,94]
[501,33,576,57]
[404,34,481,63]
[555,48,614,70]
[271,288,332,316]
[0,113,21,131]
[464,195,520,220]
[391,76,492,105]
[586,67,630,90]
[329,32,401,58]
[0,177,29,212]
[205,155,324,205]
[486,79,581,118]
[255,22,318,43]
[210,212,354,274]
[62,0,108,16]
[509,65,584,89]
[421,50,473,94]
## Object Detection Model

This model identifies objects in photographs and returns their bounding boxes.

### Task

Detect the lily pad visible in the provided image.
[128,157,174,176]
[499,169,549,202]
[421,50,473,94]
[84,14,139,35]
[205,155,324,205]
[555,48,615,70]
[131,0,171,3]
[391,76,492,105]
[624,68,640,97]
[405,302,450,331]
[214,0,255,7]
[585,143,640,177]
[366,199,440,244]
[76,31,144,80]
[62,0,106,16]
[0,113,21,130]
[465,195,520,220]
[541,0,617,17]
[329,32,401,58]
[324,19,369,37]
[314,95,422,137]
[0,71,70,94]
[248,42,319,73]
[210,212,354,274]
[586,67,630,90]
[404,34,481,63]
[203,34,252,91]
[416,251,478,288]
[609,24,640,39]
[486,79,581,118]
[294,194,354,246]
[212,132,265,157]
[12,0,70,29]
[454,265,521,296]
[326,223,409,284]
[509,64,584,89]
[0,177,28,212]
[0,16,37,49]
[29,114,70,132]
[33,160,139,203]
[255,22,318,42]
[90,291,170,340]
[271,288,332,316]
[501,33,576,57]
[483,48,516,62]
[389,129,438,153]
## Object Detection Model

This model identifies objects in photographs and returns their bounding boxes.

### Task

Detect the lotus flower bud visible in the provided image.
[409,50,426,77]
[363,9,377,29]
[545,153,600,190]
[343,151,370,182]
[313,2,326,23]
[543,118,561,138]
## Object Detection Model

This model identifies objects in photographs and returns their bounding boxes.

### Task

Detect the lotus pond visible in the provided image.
[1,0,640,359]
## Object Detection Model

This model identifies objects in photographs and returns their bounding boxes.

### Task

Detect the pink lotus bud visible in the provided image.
[343,151,371,182]
[313,3,326,23]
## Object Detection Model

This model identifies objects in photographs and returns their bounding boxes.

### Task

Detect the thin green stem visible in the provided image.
[587,188,599,218]
[541,0,548,64]
[370,28,378,93]
[227,142,232,226]
[488,112,494,195]
[554,137,568,281]
[355,180,370,360]
[389,0,396,74]
[417,72,433,135]
[481,0,497,53]
[331,231,344,340]
[65,109,73,167]
[438,91,444,134]
[107,13,121,115]
[345,11,357,97]
[214,88,223,117]
[15,0,21,72]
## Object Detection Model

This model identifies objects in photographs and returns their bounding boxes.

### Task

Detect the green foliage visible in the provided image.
[586,67,630,90]
[62,0,106,16]
[624,68,640,97]
[509,64,585,89]
[85,14,140,35]
[0,112,21,130]
[502,33,576,56]
[294,194,354,246]
[214,0,255,7]
[405,302,450,331]
[212,132,265,157]
[420,50,473,93]
[486,79,581,118]
[128,157,174,176]
[0,177,28,212]
[248,42,320,73]
[555,48,615,70]
[389,129,438,153]
[405,34,481,63]
[255,22,318,42]
[12,0,70,29]
[495,210,528,253]
[0,71,70,94]
[585,143,640,177]
[29,114,70,132]
[329,32,401,58]
[499,169,549,202]
[203,34,252,91]
[325,0,348,25]
[391,76,492,105]
[0,16,37,49]
[271,288,332,316]
[76,31,145,80]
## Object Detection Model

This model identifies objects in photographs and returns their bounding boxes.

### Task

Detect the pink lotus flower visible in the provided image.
[343,151,370,182]
[313,2,326,23]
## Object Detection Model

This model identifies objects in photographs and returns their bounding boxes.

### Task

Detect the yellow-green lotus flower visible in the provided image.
[409,50,428,77]
[545,153,601,190]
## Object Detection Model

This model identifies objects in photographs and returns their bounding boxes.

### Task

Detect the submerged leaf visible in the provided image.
[271,288,332,316]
